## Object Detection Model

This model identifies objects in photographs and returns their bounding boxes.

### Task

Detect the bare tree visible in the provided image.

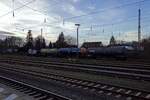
[65,35,76,46]
[4,36,23,48]
[35,35,46,50]
[141,37,150,59]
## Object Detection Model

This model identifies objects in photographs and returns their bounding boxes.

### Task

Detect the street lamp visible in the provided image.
[75,24,80,48]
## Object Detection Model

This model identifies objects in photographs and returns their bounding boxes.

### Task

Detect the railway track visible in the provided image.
[2,57,150,70]
[0,63,150,100]
[0,58,150,81]
[1,55,150,67]
[0,75,71,100]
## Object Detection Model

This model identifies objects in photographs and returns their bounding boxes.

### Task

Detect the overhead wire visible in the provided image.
[1,0,150,37]
[81,9,150,30]
[15,0,60,21]
[17,10,150,35]
[16,0,149,28]
[19,0,150,30]
[19,12,150,33]
[46,0,149,30]
[0,0,36,18]
[63,0,148,21]
[13,0,69,33]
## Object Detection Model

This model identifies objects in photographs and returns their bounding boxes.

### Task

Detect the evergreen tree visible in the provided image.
[25,30,33,50]
[49,41,52,48]
[109,35,116,45]
[55,32,67,48]
[42,38,46,48]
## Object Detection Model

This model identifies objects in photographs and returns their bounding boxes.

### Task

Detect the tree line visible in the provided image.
[0,30,76,52]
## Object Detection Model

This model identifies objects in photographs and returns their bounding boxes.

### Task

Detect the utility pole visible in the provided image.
[138,8,141,43]
[75,24,80,48]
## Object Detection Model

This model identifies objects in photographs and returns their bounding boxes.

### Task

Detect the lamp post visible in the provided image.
[75,24,80,48]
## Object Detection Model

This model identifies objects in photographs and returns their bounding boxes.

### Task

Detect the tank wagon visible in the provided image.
[40,48,58,56]
[26,45,142,59]
[27,49,38,56]
[58,48,80,57]
[87,45,136,58]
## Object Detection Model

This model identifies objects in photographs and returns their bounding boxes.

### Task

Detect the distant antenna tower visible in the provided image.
[90,26,92,31]
[44,18,46,23]
[138,8,141,42]
[41,28,43,37]
[62,17,65,26]
[102,28,104,33]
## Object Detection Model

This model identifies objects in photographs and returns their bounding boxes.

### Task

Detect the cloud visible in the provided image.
[72,0,80,3]
[0,31,14,35]
[62,3,85,16]
[67,0,80,3]
[0,0,82,42]
[88,6,96,10]
[0,30,15,39]
[117,31,138,42]
[0,0,144,45]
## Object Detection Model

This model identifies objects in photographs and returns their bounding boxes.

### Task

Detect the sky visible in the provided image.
[0,0,150,45]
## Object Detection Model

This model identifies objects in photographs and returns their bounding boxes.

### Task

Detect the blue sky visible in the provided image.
[0,0,150,44]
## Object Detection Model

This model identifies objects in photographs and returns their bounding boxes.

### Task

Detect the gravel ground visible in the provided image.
[0,68,119,100]
[0,81,34,100]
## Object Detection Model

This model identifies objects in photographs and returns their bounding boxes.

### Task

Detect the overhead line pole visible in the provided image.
[138,8,141,42]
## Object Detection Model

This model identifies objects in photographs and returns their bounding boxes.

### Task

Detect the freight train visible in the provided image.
[27,45,143,59]
[0,44,142,59]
